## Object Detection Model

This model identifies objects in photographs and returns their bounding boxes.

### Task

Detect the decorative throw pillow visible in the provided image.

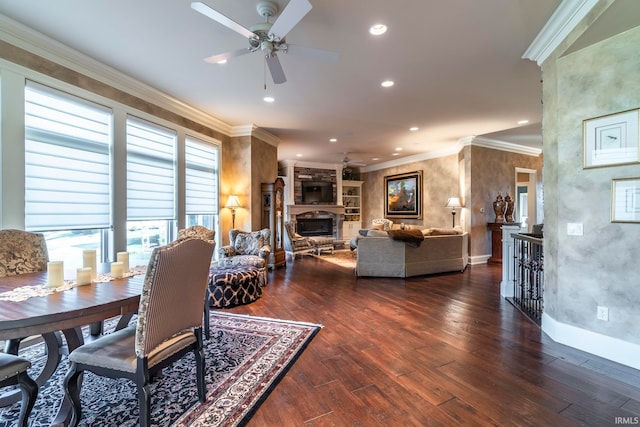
[371,218,393,231]
[234,232,264,254]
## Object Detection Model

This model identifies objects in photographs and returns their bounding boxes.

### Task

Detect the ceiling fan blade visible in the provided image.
[204,47,253,64]
[265,55,287,84]
[191,1,256,40]
[286,44,340,62]
[268,0,312,40]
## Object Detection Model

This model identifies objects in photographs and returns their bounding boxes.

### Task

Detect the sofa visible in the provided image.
[355,230,469,278]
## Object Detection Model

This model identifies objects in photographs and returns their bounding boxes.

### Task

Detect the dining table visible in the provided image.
[0,267,145,427]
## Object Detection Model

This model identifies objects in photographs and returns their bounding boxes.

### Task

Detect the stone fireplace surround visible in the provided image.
[287,204,346,240]
[283,165,346,240]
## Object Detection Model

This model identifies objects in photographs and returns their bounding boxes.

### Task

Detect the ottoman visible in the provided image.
[204,265,265,338]
[309,236,335,255]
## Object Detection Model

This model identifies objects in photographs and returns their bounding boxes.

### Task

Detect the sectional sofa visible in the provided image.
[355,229,469,278]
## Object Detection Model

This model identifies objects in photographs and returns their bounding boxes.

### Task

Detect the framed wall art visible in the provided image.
[583,109,640,168]
[384,170,422,219]
[611,177,640,223]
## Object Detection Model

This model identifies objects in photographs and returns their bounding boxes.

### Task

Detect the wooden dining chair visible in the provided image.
[63,236,215,427]
[0,353,39,427]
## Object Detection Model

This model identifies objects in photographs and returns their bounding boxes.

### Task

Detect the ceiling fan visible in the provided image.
[191,0,339,84]
[341,153,366,169]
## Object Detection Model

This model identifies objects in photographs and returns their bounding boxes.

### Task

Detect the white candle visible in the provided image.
[83,249,97,280]
[111,261,124,279]
[76,267,92,286]
[47,261,64,288]
[117,252,129,273]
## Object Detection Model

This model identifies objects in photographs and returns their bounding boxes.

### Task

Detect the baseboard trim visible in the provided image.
[470,255,490,265]
[541,313,640,370]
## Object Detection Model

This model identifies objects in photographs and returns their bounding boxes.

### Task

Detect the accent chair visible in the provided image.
[283,221,315,259]
[217,228,270,282]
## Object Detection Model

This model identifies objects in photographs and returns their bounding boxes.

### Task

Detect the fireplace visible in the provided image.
[296,218,333,237]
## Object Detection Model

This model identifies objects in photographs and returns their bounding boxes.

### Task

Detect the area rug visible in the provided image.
[313,248,357,269]
[0,312,321,427]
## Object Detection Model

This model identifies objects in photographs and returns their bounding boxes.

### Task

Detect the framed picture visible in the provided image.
[583,109,640,168]
[611,178,640,223]
[384,171,422,219]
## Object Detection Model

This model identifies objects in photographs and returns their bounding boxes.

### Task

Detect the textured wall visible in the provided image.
[469,146,543,256]
[543,24,640,343]
[220,135,278,243]
[362,155,460,232]
[221,136,252,242]
[362,149,541,259]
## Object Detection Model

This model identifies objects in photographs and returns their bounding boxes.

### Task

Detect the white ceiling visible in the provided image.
[0,0,562,167]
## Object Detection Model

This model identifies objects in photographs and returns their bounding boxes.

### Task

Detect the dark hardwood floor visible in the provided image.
[222,255,640,426]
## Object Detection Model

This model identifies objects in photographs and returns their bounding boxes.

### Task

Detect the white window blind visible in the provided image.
[24,81,112,231]
[126,116,176,220]
[185,137,218,215]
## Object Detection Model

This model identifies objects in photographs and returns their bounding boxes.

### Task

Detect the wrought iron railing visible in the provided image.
[509,233,544,325]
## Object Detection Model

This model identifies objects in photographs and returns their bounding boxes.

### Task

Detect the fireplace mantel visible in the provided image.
[287,204,345,216]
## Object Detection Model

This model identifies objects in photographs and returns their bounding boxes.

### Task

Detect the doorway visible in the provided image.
[515,168,537,232]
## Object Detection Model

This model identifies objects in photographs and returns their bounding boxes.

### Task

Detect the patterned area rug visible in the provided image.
[313,249,357,269]
[0,313,321,427]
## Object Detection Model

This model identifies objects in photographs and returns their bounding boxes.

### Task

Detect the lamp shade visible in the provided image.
[445,197,462,208]
[225,194,242,209]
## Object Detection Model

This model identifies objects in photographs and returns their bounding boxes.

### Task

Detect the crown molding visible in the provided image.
[231,125,280,147]
[361,144,462,173]
[355,136,541,173]
[468,137,542,156]
[0,14,232,135]
[281,135,542,174]
[523,0,598,66]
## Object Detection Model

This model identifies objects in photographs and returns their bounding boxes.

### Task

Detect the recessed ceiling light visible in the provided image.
[369,24,387,36]
[329,138,337,143]
[217,59,228,64]
[409,127,419,131]
[395,147,403,151]
[372,157,380,161]
[263,96,275,103]
[517,120,529,125]
[392,153,399,156]
[381,80,394,88]
[296,153,303,157]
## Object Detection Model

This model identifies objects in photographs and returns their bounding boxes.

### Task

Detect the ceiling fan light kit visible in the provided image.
[192,0,337,85]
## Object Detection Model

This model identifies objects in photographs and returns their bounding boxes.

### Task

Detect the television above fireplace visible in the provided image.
[301,181,334,204]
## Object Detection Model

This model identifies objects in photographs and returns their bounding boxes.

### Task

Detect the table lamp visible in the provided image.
[225,194,242,229]
[445,197,462,228]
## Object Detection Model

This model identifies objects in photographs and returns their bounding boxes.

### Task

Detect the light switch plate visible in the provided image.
[567,223,583,236]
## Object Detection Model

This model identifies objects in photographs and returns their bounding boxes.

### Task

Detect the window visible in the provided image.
[24,81,112,268]
[185,136,219,231]
[126,116,177,265]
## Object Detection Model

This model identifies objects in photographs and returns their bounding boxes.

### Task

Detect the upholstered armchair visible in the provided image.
[217,229,271,270]
[283,222,315,259]
[0,229,49,277]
